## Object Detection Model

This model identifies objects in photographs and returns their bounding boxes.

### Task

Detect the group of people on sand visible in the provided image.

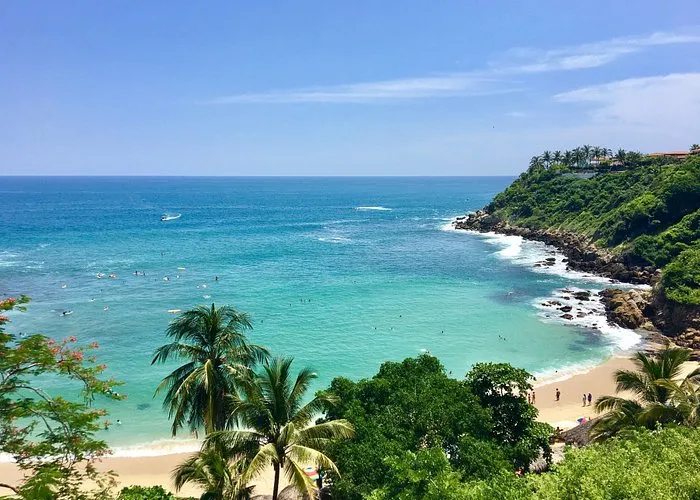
[527,390,536,404]
[582,392,593,406]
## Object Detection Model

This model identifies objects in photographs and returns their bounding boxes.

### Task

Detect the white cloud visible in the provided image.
[554,73,700,129]
[210,30,700,104]
[210,74,510,104]
[498,31,700,73]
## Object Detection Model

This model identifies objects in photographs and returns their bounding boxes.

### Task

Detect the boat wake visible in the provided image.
[160,213,181,221]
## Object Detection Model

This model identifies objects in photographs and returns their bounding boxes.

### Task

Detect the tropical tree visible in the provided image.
[582,144,592,164]
[1,296,122,499]
[552,150,562,165]
[613,148,627,166]
[690,143,699,151]
[210,356,354,500]
[592,347,700,441]
[173,444,254,500]
[541,151,552,168]
[152,304,269,436]
[563,150,573,167]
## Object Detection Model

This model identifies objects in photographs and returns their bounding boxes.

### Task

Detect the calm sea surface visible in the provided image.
[0,177,639,453]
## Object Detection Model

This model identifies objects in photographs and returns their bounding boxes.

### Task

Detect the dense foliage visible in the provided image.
[591,347,700,441]
[319,355,550,499]
[486,155,700,304]
[529,426,700,499]
[0,296,122,499]
[117,485,175,500]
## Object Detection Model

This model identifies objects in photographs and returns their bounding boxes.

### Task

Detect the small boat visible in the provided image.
[161,213,181,222]
[61,310,73,316]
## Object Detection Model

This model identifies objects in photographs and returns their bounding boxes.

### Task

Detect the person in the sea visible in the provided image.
[587,392,592,406]
[555,388,561,401]
[215,276,219,281]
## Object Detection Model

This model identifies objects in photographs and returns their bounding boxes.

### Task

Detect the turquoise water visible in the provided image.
[0,177,639,454]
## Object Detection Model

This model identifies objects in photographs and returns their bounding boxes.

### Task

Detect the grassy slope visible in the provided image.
[484,157,700,305]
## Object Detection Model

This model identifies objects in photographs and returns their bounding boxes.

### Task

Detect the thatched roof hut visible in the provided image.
[559,418,598,446]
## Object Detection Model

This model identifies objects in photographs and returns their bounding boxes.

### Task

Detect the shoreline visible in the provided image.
[3,354,698,496]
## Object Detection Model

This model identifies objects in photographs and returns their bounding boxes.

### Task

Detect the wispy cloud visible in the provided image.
[496,31,700,73]
[554,73,700,128]
[210,74,510,104]
[210,30,700,104]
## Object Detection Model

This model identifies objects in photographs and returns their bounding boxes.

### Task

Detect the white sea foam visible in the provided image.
[110,438,201,457]
[355,206,392,211]
[317,236,352,244]
[534,286,642,351]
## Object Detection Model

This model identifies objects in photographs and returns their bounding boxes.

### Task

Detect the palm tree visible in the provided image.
[529,156,542,170]
[690,143,699,151]
[563,150,573,167]
[613,148,627,166]
[210,357,354,500]
[174,444,255,500]
[582,144,592,165]
[553,150,562,165]
[592,347,700,441]
[152,304,269,436]
[541,150,552,168]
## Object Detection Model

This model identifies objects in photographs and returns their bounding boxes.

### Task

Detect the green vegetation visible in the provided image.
[486,153,700,304]
[0,296,122,499]
[320,355,550,499]
[5,297,700,498]
[529,427,700,500]
[193,356,354,500]
[152,304,269,436]
[592,347,700,441]
[117,485,175,499]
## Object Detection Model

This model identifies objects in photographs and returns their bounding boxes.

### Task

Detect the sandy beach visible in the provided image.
[2,353,698,496]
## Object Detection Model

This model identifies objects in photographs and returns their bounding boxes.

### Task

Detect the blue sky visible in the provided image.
[2,1,699,176]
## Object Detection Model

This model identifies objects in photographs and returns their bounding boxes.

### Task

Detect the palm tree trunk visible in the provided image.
[272,463,281,500]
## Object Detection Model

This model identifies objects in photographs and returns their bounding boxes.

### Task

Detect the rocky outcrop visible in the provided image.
[453,211,657,285]
[453,210,699,358]
[599,288,651,330]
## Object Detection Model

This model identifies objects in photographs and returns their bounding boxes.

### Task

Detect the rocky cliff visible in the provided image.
[453,210,700,358]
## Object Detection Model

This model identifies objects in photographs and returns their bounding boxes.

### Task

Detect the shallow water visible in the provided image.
[0,176,640,454]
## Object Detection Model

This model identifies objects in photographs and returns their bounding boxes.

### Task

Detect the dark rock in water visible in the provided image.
[563,296,571,300]
[573,291,591,301]
[559,305,573,313]
[577,312,587,318]
[545,257,556,262]
[561,313,574,320]
[533,263,542,267]
[136,403,151,411]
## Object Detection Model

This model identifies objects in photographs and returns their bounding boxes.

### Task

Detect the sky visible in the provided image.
[1,1,700,176]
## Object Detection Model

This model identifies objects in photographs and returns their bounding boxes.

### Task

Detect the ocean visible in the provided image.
[0,176,641,456]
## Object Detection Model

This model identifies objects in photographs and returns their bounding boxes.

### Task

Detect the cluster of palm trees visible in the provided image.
[152,304,354,500]
[591,347,700,441]
[529,145,643,171]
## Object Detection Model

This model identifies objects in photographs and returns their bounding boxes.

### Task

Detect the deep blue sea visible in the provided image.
[0,177,640,455]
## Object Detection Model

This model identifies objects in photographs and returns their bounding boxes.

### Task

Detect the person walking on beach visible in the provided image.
[555,388,560,402]
[527,392,532,404]
[532,390,536,404]
[587,393,592,406]
[582,394,587,407]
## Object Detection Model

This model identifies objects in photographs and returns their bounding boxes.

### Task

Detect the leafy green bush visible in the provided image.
[661,247,700,305]
[320,355,549,499]
[529,427,700,499]
[117,485,176,499]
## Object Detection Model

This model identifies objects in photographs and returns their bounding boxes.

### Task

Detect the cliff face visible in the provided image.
[453,211,657,284]
[454,210,700,358]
